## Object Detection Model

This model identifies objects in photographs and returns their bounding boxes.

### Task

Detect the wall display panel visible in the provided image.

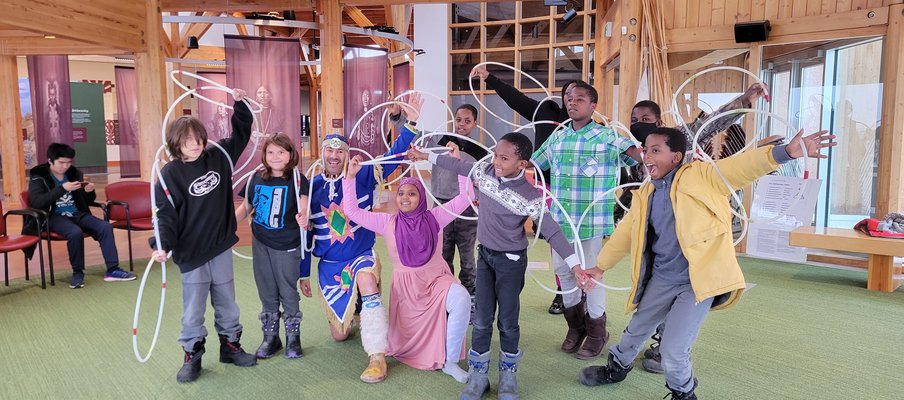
[520,48,551,89]
[554,46,584,88]
[486,23,516,48]
[452,26,481,50]
[452,3,481,24]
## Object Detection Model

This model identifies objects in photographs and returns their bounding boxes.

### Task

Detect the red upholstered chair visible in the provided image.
[19,191,102,286]
[104,181,153,272]
[1,201,47,289]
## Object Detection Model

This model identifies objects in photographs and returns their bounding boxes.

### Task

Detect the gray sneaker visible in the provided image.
[104,267,137,282]
[69,272,85,289]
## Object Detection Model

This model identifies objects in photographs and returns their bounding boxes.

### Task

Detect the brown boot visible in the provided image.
[560,300,586,353]
[575,312,609,360]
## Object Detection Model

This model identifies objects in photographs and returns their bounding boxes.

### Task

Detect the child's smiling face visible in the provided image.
[642,134,683,180]
[492,140,528,179]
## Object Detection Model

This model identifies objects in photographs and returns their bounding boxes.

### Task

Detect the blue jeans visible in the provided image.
[471,245,528,354]
[48,212,119,272]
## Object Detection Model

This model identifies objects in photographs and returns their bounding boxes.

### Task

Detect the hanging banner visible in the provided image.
[27,55,73,164]
[115,67,141,178]
[225,35,302,189]
[196,72,231,141]
[343,45,389,158]
[70,82,107,169]
[391,62,410,137]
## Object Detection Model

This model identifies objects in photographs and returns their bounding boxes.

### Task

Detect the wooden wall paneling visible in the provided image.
[725,0,739,23]
[687,0,700,28]
[712,0,726,26]
[598,2,621,65]
[136,0,167,181]
[806,0,823,16]
[875,3,904,216]
[698,0,713,27]
[852,0,870,10]
[779,0,794,18]
[738,0,752,22]
[0,0,143,52]
[792,0,808,16]
[820,0,838,14]
[765,0,781,19]
[752,0,767,20]
[674,0,688,28]
[836,0,853,12]
[0,55,25,206]
[867,0,886,9]
[663,0,675,29]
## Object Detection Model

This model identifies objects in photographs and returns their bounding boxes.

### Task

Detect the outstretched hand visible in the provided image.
[346,155,363,177]
[785,129,836,159]
[403,93,425,123]
[447,142,461,159]
[232,88,246,102]
[744,82,770,103]
[470,65,489,80]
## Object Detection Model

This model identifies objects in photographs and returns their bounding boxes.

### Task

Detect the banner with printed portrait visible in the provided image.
[225,35,302,190]
[27,55,73,164]
[343,46,388,158]
[114,67,141,177]
[196,72,231,141]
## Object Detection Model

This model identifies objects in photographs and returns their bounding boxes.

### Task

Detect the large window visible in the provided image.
[449,0,596,143]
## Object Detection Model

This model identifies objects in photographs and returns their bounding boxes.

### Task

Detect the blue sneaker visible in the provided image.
[69,272,85,289]
[104,267,137,282]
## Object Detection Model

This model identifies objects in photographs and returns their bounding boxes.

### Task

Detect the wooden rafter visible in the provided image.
[162,0,314,12]
[178,12,219,58]
[345,6,389,48]
[0,37,127,55]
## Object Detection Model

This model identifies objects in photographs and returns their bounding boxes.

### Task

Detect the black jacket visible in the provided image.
[22,163,96,258]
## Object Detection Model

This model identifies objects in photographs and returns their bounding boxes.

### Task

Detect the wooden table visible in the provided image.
[789,226,903,292]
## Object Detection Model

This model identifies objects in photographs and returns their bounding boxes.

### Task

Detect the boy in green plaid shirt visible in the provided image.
[532,81,642,360]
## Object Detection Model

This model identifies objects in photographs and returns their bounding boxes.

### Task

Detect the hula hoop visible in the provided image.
[469,61,550,128]
[132,257,168,363]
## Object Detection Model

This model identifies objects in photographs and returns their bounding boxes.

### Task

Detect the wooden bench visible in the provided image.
[789,226,903,292]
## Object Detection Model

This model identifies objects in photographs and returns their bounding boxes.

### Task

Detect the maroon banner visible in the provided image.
[393,62,410,102]
[225,35,302,188]
[27,55,73,164]
[343,46,389,158]
[114,67,141,178]
[196,72,231,141]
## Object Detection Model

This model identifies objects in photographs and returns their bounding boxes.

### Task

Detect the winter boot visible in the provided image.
[255,312,282,359]
[665,378,698,400]
[579,353,633,386]
[547,293,564,314]
[459,349,490,400]
[497,349,523,400]
[560,299,586,353]
[575,312,609,360]
[284,316,304,359]
[218,332,258,367]
[359,293,389,383]
[642,327,664,374]
[176,339,205,383]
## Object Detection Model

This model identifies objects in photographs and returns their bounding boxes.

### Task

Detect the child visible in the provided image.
[235,133,312,360]
[150,88,258,383]
[342,150,473,383]
[408,132,582,400]
[578,127,834,399]
[531,81,641,360]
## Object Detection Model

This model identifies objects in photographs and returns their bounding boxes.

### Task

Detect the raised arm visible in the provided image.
[473,65,547,121]
[689,83,769,145]
[219,89,253,164]
[432,175,474,228]
[342,159,391,235]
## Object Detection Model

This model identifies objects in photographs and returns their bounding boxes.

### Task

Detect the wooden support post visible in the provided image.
[319,0,344,137]
[0,55,25,206]
[617,0,643,124]
[136,0,167,181]
[737,44,761,254]
[594,0,604,115]
[876,4,904,217]
[309,84,319,159]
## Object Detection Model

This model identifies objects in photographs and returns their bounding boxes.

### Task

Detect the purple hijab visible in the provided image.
[394,178,440,267]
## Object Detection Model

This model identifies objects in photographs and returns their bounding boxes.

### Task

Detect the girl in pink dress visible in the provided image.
[342,152,473,383]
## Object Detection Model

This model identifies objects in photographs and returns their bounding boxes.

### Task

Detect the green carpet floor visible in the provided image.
[1,240,902,399]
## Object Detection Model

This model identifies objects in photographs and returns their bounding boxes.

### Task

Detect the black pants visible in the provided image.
[471,245,527,354]
[49,212,119,272]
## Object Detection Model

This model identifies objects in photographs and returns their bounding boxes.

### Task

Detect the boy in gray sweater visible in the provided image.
[409,132,583,400]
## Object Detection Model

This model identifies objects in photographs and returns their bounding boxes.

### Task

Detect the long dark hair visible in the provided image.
[260,133,299,180]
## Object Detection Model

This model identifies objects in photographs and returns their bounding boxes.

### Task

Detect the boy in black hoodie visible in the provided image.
[150,88,258,383]
[28,143,136,288]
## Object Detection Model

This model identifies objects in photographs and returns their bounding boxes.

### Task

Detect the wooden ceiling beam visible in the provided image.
[0,0,143,52]
[0,37,127,56]
[162,0,314,12]
[345,6,388,48]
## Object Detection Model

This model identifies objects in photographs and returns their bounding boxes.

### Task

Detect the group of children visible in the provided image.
[149,77,835,400]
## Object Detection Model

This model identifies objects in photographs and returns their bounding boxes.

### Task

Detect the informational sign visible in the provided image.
[69,82,107,168]
[746,175,823,263]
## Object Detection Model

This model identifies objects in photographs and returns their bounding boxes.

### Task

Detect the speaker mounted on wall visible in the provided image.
[734,20,771,43]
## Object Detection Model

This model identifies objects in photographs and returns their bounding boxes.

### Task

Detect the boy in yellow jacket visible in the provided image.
[577,127,835,399]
